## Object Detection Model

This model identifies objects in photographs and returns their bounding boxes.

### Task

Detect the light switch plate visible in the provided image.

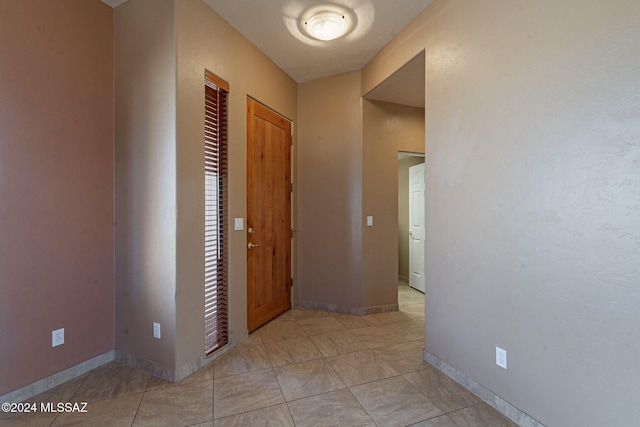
[153,322,161,339]
[234,218,244,231]
[366,216,374,227]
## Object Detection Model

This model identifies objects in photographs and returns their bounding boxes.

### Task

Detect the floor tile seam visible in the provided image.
[436,401,480,418]
[44,402,64,426]
[346,383,385,426]
[7,410,60,427]
[182,375,215,386]
[270,338,327,368]
[323,347,376,367]
[362,340,413,351]
[341,368,403,390]
[48,413,60,427]
[298,328,350,338]
[212,367,284,421]
[145,377,214,393]
[314,344,367,359]
[270,353,326,371]
[280,382,349,405]
[401,372,474,417]
[383,364,431,377]
[313,323,382,338]
[375,319,414,326]
[211,375,221,423]
[405,414,460,427]
[256,365,285,412]
[212,365,275,381]
[264,343,282,368]
[283,398,297,427]
[371,339,422,353]
[212,401,284,421]
[306,327,364,339]
[349,376,446,427]
[141,373,172,394]
[396,411,447,426]
[285,381,379,426]
[261,331,311,344]
[70,389,146,405]
[270,354,326,369]
[128,389,147,427]
[322,355,358,388]
[66,371,92,403]
[273,356,348,402]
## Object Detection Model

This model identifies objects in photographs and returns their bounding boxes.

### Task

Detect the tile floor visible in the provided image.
[0,283,517,426]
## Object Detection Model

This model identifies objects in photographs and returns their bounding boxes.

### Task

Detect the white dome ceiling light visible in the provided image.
[299,5,357,42]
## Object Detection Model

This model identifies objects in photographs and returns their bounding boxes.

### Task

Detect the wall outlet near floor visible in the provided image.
[153,322,161,339]
[52,328,64,347]
[496,346,507,369]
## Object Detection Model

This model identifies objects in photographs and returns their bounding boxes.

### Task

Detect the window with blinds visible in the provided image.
[204,71,229,355]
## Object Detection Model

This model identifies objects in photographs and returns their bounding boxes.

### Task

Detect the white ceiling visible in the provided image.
[101,0,428,107]
[202,0,432,83]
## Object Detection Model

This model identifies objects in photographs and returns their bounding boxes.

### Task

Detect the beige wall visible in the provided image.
[362,101,425,307]
[298,72,363,309]
[115,0,297,373]
[115,0,178,370]
[298,80,424,311]
[364,0,640,425]
[0,0,114,395]
[398,156,426,282]
[175,0,297,366]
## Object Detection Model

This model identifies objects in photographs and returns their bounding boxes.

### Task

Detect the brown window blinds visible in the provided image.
[204,71,229,355]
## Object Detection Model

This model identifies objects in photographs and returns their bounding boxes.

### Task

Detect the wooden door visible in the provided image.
[409,163,426,292]
[247,98,292,331]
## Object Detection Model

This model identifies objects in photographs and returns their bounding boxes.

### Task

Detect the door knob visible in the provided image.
[409,230,413,236]
[248,242,259,249]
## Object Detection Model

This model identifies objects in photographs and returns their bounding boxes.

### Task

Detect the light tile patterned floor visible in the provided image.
[0,283,517,426]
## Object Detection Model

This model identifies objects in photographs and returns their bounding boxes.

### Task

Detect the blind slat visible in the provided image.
[204,72,229,356]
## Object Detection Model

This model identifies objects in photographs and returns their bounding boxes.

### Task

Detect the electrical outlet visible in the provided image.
[496,346,507,369]
[52,328,64,347]
[366,216,374,227]
[153,322,161,339]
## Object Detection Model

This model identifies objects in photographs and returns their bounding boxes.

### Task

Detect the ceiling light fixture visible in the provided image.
[298,6,356,42]
[304,11,348,41]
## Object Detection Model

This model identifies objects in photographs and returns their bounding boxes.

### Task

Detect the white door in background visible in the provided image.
[409,163,426,292]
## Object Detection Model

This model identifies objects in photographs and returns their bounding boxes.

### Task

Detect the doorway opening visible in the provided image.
[398,152,425,292]
[364,50,426,301]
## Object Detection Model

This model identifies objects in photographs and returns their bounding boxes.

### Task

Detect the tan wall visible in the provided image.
[0,0,114,395]
[362,101,424,307]
[115,0,297,372]
[115,0,178,369]
[175,0,297,366]
[364,0,640,425]
[298,81,424,311]
[398,157,425,282]
[297,72,363,309]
